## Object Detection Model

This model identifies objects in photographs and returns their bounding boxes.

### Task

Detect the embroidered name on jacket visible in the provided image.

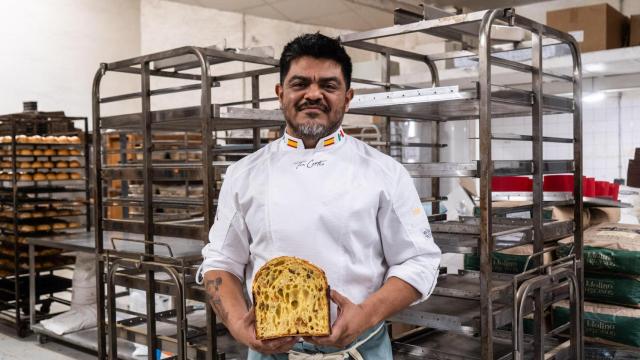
[293,159,326,169]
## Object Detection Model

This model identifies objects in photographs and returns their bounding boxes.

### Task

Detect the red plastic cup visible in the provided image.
[584,177,596,197]
[609,183,620,201]
[543,175,574,192]
[595,181,611,198]
[492,176,532,192]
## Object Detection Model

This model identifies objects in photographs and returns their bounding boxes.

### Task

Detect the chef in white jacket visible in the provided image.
[200,33,441,359]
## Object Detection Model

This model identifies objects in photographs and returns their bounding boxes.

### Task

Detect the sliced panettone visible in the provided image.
[252,256,330,340]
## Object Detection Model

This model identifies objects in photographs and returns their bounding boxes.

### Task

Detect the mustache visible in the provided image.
[295,100,329,113]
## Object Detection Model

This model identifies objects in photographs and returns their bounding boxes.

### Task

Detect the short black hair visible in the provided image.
[279,33,352,89]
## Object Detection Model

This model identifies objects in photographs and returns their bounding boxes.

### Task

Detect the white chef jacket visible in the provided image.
[200,126,441,322]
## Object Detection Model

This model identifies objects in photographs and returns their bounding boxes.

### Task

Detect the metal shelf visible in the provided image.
[388,295,512,334]
[102,219,204,243]
[348,86,573,121]
[0,186,87,194]
[31,324,139,360]
[433,272,512,300]
[393,329,513,360]
[492,192,632,208]
[148,46,278,71]
[101,162,229,181]
[393,328,571,360]
[404,160,574,178]
[432,219,574,253]
[0,144,85,149]
[104,197,213,209]
[100,106,284,132]
[28,231,202,262]
[489,133,574,143]
[583,197,631,208]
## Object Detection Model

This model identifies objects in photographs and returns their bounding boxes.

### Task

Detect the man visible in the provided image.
[200,33,441,359]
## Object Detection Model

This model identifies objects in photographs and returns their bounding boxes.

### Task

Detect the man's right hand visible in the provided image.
[230,307,299,355]
[204,270,298,355]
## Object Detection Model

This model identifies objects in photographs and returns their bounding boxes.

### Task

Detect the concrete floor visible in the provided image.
[0,322,95,360]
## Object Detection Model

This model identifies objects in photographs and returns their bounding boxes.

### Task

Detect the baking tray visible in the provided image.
[348,86,573,121]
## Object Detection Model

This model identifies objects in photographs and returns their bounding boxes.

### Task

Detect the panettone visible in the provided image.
[252,256,330,340]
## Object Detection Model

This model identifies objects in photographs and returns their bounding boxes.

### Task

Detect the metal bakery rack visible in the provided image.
[91,46,284,359]
[342,6,583,360]
[0,102,90,337]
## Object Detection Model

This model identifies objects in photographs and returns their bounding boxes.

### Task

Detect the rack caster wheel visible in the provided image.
[40,299,52,315]
[18,327,29,338]
[37,334,49,344]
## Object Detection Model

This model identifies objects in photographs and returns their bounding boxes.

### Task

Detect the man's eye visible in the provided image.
[290,82,306,88]
[323,83,338,91]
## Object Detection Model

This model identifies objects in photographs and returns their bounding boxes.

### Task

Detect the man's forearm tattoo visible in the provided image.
[205,277,229,323]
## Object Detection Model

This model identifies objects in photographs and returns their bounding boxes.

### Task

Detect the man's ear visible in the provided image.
[343,88,354,111]
[275,83,283,103]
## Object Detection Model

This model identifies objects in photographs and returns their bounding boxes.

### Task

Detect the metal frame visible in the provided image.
[341,6,583,359]
[0,110,90,337]
[92,46,282,359]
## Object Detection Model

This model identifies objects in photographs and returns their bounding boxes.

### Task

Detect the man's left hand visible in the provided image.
[304,289,375,349]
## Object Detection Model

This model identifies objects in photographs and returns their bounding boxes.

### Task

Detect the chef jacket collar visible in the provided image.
[283,126,346,151]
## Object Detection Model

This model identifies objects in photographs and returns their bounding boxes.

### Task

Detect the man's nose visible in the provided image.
[304,83,322,101]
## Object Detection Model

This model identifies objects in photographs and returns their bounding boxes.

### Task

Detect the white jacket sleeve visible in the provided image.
[200,166,251,282]
[378,164,441,303]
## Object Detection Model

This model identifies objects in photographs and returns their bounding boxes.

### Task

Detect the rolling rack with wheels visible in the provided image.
[342,5,584,359]
[0,103,90,337]
[92,46,285,359]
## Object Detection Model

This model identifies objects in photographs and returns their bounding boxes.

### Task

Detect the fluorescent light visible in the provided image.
[583,92,606,103]
[584,63,606,73]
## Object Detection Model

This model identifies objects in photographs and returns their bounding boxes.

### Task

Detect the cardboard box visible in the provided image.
[631,15,640,47]
[628,159,640,188]
[546,4,628,53]
[589,207,621,226]
[551,205,591,230]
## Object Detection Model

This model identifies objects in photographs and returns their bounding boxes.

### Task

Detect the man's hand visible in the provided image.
[305,290,375,349]
[204,271,297,355]
[230,307,299,355]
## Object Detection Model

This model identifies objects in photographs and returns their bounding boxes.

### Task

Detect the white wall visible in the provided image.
[489,91,640,183]
[0,0,141,124]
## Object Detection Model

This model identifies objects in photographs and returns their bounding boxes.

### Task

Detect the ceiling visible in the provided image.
[168,0,550,31]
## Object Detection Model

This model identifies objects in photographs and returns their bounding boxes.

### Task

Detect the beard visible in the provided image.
[291,119,339,138]
[285,100,343,142]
